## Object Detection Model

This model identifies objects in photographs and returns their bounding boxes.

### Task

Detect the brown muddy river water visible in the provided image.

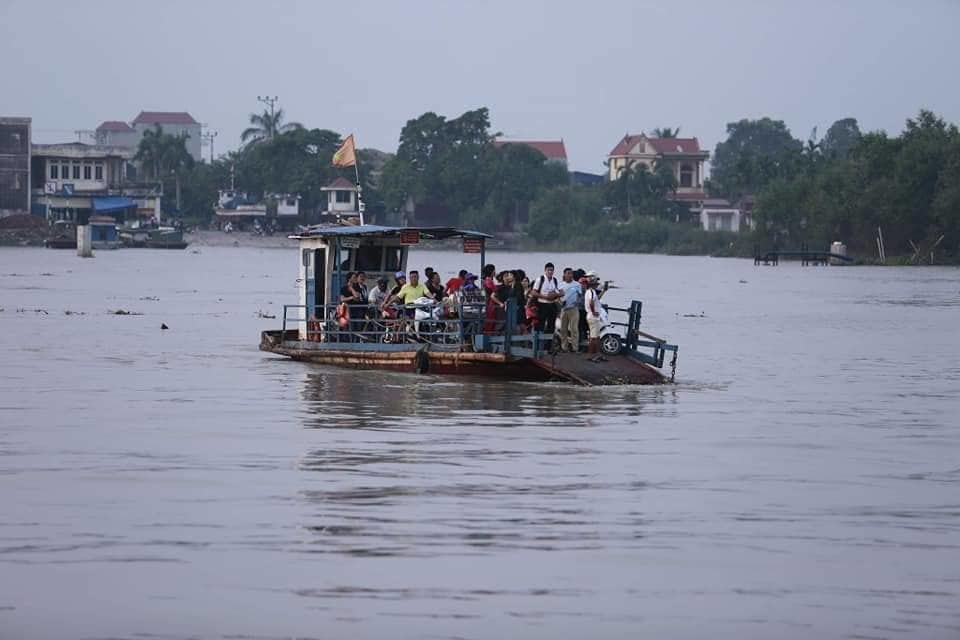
[1,245,958,639]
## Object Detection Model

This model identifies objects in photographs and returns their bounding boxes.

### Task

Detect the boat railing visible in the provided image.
[604,300,679,375]
[278,298,676,372]
[281,298,512,350]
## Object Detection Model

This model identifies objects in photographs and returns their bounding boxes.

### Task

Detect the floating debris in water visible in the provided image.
[256,310,277,319]
[739,279,748,284]
[111,310,143,316]
[679,311,707,318]
[16,308,48,314]
[161,323,169,330]
[139,296,159,301]
[64,310,86,316]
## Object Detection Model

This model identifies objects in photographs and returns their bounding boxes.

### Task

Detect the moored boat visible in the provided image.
[44,220,77,249]
[259,225,679,386]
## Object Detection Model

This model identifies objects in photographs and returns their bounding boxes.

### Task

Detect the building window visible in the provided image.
[72,163,80,180]
[61,164,70,178]
[335,190,352,204]
[50,164,59,180]
[680,164,693,188]
[95,164,103,180]
[83,164,92,180]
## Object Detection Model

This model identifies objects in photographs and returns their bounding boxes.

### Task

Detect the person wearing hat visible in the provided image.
[584,273,607,362]
[389,271,406,298]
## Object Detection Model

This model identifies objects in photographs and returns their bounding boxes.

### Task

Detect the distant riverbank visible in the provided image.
[185,230,296,248]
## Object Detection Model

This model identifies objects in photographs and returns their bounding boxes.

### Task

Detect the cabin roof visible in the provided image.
[291,224,493,240]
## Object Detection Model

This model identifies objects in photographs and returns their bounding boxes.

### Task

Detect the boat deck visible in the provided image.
[531,352,665,386]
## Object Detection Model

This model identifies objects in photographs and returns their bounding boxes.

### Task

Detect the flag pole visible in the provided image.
[353,153,364,226]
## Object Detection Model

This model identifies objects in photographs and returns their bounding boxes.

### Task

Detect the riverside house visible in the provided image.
[606,133,709,216]
[30,143,161,224]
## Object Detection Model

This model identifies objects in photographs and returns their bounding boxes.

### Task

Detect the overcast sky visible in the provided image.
[2,0,958,172]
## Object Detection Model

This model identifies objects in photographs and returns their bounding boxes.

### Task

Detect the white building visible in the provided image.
[320,177,359,218]
[30,143,160,223]
[700,198,742,232]
[275,194,301,217]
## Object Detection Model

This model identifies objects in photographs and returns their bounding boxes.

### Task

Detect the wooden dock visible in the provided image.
[754,250,853,266]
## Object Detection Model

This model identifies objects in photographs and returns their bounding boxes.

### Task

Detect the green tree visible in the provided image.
[710,118,802,198]
[821,118,861,159]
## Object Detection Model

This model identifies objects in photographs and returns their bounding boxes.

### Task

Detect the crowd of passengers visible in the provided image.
[336,262,611,361]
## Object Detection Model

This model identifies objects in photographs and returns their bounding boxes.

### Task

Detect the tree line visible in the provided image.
[140,104,959,261]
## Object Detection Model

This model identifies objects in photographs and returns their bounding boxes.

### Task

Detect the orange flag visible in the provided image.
[332,134,356,168]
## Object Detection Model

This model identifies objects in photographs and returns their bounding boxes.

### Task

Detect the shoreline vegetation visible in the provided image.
[8,105,957,265]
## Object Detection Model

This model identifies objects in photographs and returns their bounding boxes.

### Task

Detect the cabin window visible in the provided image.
[680,164,694,188]
[355,245,382,271]
[95,163,103,180]
[335,190,352,204]
[50,164,59,179]
[384,247,402,272]
[339,248,354,271]
[83,164,92,180]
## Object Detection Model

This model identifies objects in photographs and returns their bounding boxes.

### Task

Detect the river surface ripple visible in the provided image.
[1,247,958,639]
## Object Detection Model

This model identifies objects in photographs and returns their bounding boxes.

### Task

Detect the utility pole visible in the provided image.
[257,95,279,139]
[202,130,218,163]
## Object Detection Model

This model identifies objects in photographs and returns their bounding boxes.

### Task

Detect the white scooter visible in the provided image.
[595,305,625,356]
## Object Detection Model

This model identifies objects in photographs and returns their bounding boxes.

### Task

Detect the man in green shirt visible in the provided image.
[386,270,430,309]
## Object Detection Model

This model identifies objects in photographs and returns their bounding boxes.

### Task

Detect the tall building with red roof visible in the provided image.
[607,133,709,211]
[95,120,137,148]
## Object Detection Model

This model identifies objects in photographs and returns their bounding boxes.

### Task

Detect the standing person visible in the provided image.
[445,269,468,296]
[355,271,369,310]
[584,275,607,362]
[532,262,560,336]
[491,270,516,332]
[559,275,584,353]
[426,271,444,302]
[482,264,498,334]
[338,272,362,339]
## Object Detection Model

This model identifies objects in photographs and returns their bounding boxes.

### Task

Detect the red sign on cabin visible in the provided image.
[462,238,483,254]
[400,230,420,244]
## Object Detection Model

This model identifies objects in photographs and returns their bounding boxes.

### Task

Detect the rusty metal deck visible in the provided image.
[532,352,667,386]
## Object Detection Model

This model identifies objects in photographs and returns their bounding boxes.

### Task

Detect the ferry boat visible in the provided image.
[259,225,679,386]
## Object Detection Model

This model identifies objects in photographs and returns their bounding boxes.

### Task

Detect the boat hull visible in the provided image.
[259,330,666,385]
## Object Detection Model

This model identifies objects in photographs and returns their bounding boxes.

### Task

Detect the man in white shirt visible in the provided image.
[532,262,560,335]
[583,275,607,362]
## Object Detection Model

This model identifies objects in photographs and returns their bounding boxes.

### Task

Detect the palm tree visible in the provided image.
[241,108,303,145]
[651,127,681,138]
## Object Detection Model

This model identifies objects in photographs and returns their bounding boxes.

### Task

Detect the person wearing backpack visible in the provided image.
[532,262,561,336]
